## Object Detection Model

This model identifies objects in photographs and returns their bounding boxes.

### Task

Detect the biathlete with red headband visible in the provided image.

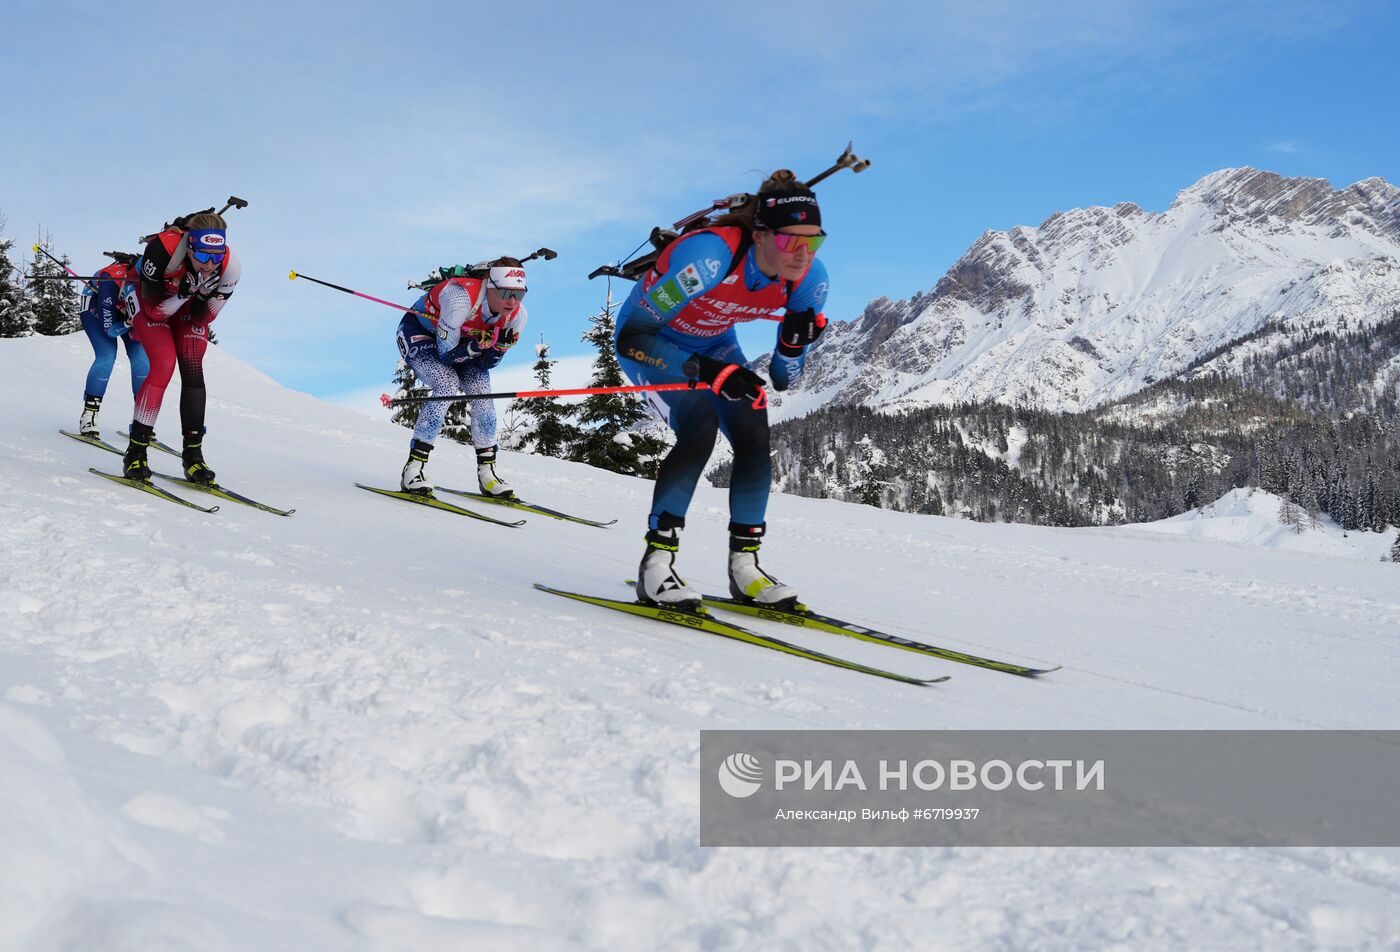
[394,257,529,498]
[615,169,829,609]
[121,212,241,484]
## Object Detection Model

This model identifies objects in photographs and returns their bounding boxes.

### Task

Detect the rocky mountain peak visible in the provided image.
[764,167,1400,421]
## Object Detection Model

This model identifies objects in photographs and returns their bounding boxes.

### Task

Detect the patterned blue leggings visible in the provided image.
[397,315,497,448]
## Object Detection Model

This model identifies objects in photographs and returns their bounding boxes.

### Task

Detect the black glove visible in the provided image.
[776,307,827,357]
[686,354,768,408]
[495,326,520,350]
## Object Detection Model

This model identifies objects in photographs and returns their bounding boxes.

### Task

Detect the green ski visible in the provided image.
[698,592,1060,677]
[88,468,220,512]
[354,484,525,527]
[60,429,123,456]
[155,473,295,516]
[438,487,616,527]
[535,583,948,686]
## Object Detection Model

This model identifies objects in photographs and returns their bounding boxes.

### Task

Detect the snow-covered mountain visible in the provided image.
[767,168,1400,419]
[4,335,1400,950]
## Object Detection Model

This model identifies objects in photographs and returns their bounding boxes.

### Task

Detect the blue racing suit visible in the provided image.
[615,227,828,530]
[79,266,149,400]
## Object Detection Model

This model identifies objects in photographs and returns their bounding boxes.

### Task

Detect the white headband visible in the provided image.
[488,265,527,291]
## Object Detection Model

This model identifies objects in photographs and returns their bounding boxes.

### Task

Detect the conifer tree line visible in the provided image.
[711,311,1400,535]
[0,216,80,338]
[389,303,671,478]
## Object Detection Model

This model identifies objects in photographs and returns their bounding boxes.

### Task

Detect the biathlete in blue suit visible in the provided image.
[77,259,149,436]
[615,169,830,608]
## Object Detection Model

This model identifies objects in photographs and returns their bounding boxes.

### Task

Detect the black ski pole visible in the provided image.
[32,243,81,278]
[590,142,870,282]
[217,195,249,216]
[25,274,108,281]
[139,195,249,243]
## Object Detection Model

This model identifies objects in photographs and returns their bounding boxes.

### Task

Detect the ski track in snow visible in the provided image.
[2,335,1399,951]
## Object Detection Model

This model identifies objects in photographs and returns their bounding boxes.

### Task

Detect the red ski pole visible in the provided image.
[381,382,715,407]
[382,379,767,411]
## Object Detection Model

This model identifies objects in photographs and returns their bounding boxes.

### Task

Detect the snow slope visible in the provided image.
[1128,488,1396,561]
[2,335,1399,951]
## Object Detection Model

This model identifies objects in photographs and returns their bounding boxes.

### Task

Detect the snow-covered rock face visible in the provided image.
[770,168,1400,418]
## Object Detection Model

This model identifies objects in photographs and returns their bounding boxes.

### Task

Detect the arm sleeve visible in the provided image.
[615,231,735,375]
[770,258,830,391]
[191,251,241,324]
[97,279,124,336]
[434,282,478,358]
[138,235,187,321]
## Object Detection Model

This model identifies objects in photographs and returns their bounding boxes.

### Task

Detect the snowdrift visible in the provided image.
[2,334,1398,950]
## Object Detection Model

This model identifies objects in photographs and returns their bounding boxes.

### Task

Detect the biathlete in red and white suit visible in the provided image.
[120,212,241,484]
[614,173,830,609]
[394,258,529,498]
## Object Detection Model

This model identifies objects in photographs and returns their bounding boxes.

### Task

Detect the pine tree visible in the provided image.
[440,392,472,445]
[29,233,80,336]
[852,434,891,508]
[568,300,666,477]
[0,214,35,338]
[1390,531,1400,563]
[389,358,428,432]
[515,339,579,457]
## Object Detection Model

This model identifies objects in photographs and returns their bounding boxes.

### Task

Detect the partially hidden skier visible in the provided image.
[615,169,829,609]
[394,257,529,499]
[121,212,241,484]
[77,257,149,436]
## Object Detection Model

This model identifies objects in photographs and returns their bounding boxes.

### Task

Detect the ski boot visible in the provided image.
[400,439,434,495]
[635,517,702,609]
[182,431,217,485]
[727,522,801,608]
[475,444,516,500]
[79,395,102,436]
[122,421,153,482]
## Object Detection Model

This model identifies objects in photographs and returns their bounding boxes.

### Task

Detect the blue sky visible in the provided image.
[2,0,1397,409]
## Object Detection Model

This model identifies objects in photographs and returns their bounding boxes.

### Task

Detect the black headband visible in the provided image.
[755,188,821,230]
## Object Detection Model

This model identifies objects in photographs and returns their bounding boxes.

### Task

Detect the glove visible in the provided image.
[686,354,768,409]
[460,325,499,359]
[495,327,520,350]
[776,307,827,357]
[178,269,220,300]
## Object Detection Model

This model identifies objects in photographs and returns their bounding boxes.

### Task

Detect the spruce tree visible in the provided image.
[515,339,578,457]
[389,358,428,432]
[29,234,79,336]
[1390,530,1400,563]
[0,215,35,338]
[440,393,472,445]
[568,303,666,477]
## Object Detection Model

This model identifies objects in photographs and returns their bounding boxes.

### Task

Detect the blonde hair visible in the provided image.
[185,212,227,230]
